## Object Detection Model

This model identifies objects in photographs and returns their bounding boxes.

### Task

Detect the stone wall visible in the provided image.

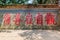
[0,8,58,29]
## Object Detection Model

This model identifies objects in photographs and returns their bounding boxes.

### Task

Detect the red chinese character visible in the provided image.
[13,13,21,26]
[3,13,11,25]
[35,13,43,25]
[25,13,32,25]
[45,13,55,25]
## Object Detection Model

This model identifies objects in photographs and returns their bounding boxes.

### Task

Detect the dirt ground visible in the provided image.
[0,30,60,40]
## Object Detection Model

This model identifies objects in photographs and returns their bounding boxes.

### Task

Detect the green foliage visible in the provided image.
[0,0,58,6]
[37,0,57,4]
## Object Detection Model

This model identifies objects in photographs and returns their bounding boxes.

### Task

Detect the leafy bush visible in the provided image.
[0,0,58,6]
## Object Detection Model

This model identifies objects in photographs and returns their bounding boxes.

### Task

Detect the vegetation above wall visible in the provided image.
[0,0,58,9]
[0,0,58,6]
